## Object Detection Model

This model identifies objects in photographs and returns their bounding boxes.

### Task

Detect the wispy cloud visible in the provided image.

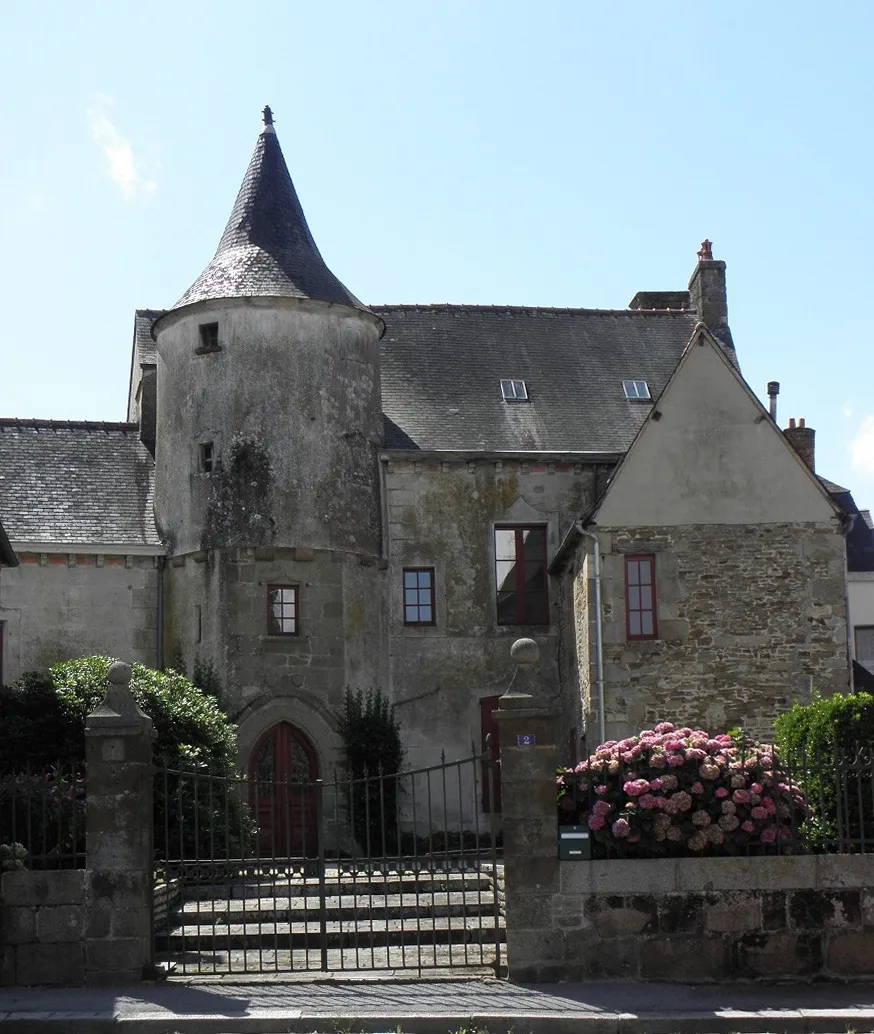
[86,94,156,201]
[843,402,854,420]
[849,414,874,479]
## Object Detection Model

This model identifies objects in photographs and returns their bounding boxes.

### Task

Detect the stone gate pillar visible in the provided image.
[84,660,155,985]
[494,638,562,981]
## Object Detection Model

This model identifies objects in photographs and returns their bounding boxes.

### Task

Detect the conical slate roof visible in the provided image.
[171,109,367,313]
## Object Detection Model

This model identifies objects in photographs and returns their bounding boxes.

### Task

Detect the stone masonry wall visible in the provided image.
[0,871,85,986]
[0,553,159,684]
[385,457,597,768]
[546,855,874,982]
[579,522,847,744]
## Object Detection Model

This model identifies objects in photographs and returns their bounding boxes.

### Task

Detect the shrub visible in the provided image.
[775,693,874,851]
[337,688,404,854]
[0,657,250,861]
[557,722,807,857]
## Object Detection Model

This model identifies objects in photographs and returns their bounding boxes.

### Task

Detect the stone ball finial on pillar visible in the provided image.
[502,637,541,705]
[108,660,132,685]
[510,637,540,668]
[86,659,152,733]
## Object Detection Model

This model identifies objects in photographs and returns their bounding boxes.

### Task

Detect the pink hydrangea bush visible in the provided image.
[556,723,807,856]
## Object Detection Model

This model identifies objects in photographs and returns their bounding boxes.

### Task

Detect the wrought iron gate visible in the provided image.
[152,745,504,976]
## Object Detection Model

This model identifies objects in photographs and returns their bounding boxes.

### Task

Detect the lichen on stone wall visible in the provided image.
[203,436,276,549]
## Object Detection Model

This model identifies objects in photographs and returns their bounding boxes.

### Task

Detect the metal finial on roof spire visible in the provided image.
[262,105,274,127]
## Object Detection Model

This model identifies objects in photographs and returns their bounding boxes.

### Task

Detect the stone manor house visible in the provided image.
[0,110,867,832]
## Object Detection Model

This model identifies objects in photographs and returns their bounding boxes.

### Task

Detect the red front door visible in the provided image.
[249,723,319,858]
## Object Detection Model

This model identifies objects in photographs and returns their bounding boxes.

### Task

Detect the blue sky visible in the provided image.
[1,1,872,506]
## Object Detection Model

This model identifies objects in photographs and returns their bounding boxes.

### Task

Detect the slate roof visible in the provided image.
[164,121,370,318]
[827,485,874,573]
[0,420,161,548]
[134,308,163,367]
[376,305,699,453]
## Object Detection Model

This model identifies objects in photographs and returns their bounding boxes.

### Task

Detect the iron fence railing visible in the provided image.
[0,765,86,870]
[558,741,874,859]
[152,746,503,976]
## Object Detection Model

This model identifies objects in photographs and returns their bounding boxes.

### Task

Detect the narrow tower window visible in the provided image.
[198,442,214,474]
[196,322,221,354]
[267,586,299,636]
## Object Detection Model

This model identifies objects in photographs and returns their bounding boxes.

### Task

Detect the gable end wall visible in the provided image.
[578,522,848,744]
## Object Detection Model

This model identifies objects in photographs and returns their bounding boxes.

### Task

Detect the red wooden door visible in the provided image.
[249,723,319,857]
[480,696,503,813]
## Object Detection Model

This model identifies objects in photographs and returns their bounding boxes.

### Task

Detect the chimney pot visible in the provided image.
[697,239,713,262]
[783,418,816,472]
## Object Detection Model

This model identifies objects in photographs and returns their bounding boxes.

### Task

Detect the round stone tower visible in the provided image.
[152,108,385,787]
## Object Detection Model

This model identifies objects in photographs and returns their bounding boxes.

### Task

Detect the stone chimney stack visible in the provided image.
[688,239,729,337]
[784,417,815,472]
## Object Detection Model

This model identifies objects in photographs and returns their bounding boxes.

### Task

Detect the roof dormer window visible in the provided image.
[196,322,221,355]
[501,379,529,402]
[623,380,651,401]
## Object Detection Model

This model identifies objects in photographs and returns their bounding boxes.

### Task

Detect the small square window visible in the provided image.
[403,568,436,625]
[501,379,529,402]
[196,322,221,354]
[198,442,214,473]
[267,585,299,636]
[623,380,651,400]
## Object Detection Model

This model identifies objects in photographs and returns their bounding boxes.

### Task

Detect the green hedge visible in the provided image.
[0,657,250,862]
[775,692,874,851]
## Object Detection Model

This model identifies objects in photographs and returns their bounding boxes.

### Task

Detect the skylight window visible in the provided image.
[501,379,529,402]
[622,380,651,401]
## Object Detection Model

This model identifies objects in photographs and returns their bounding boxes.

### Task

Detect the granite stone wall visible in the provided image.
[575,522,848,744]
[543,855,874,982]
[0,871,85,986]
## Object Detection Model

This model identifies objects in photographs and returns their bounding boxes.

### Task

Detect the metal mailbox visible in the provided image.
[558,824,591,860]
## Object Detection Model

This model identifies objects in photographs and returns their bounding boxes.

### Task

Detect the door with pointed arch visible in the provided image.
[249,722,319,858]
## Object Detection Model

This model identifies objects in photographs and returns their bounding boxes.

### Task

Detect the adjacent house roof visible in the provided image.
[0,420,161,548]
[378,305,699,453]
[827,486,874,572]
[160,110,371,319]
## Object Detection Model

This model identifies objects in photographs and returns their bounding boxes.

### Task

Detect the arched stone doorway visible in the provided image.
[248,722,319,857]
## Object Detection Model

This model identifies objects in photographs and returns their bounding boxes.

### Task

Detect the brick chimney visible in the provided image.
[688,239,728,333]
[784,417,815,472]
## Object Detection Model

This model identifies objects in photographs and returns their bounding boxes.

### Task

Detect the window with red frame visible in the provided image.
[495,525,549,625]
[267,585,299,635]
[625,555,657,639]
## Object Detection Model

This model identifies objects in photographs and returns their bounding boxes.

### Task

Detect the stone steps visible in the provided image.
[155,914,505,951]
[155,944,502,975]
[180,871,494,900]
[176,890,498,923]
[154,860,505,974]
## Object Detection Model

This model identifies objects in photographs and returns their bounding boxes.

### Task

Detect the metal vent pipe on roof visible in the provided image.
[767,381,780,421]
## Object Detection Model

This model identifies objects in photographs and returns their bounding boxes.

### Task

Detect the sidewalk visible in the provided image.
[3,976,874,1034]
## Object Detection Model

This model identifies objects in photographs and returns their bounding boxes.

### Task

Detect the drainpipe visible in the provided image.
[156,555,165,671]
[575,522,606,745]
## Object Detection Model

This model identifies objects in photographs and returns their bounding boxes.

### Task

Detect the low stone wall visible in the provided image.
[0,871,85,986]
[538,854,874,982]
